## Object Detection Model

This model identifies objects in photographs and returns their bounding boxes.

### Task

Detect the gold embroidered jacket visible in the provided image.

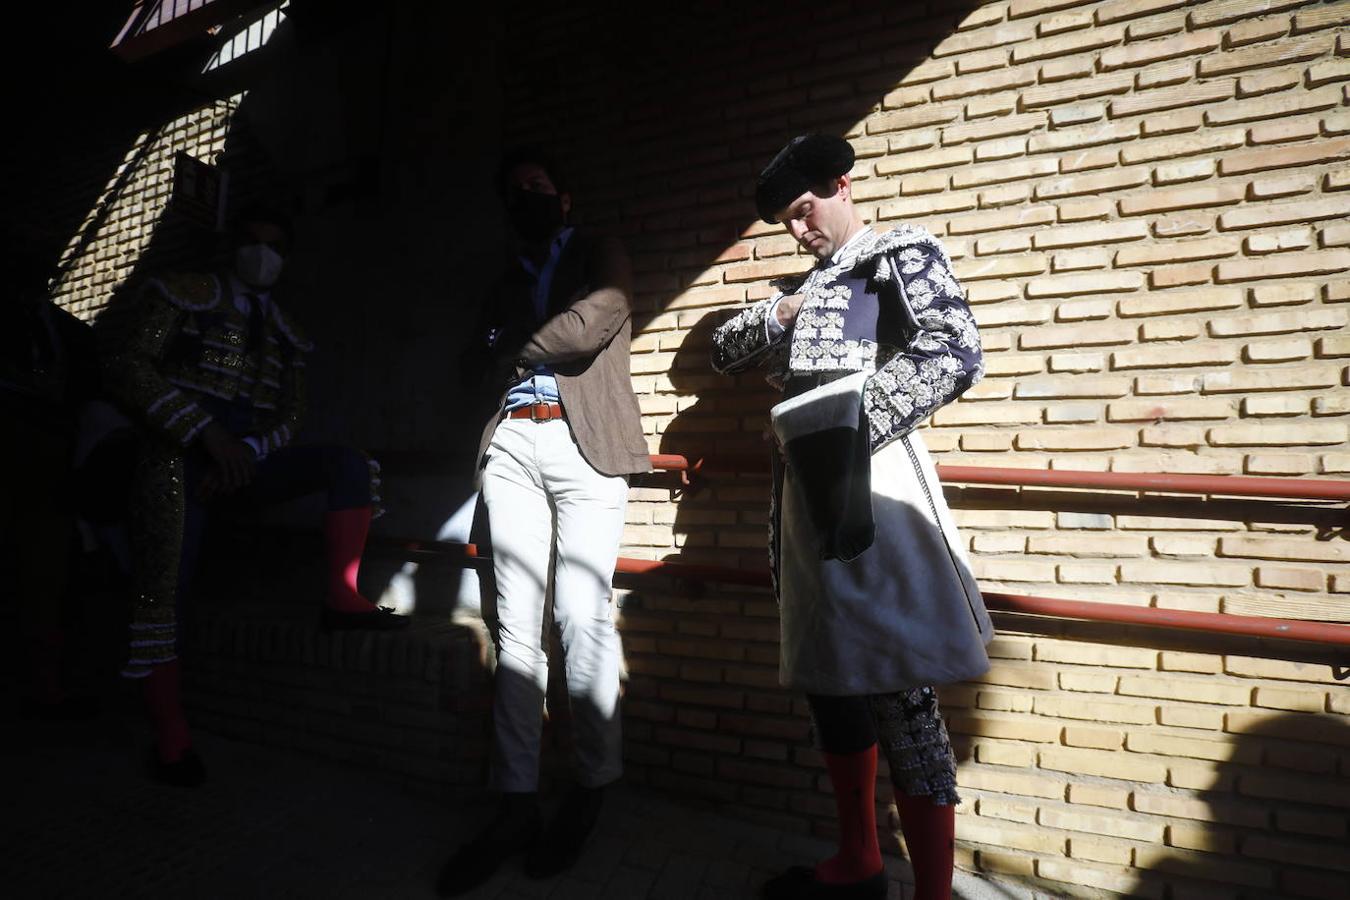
[105,272,314,452]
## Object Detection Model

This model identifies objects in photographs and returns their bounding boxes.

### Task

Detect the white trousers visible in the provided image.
[481,418,628,792]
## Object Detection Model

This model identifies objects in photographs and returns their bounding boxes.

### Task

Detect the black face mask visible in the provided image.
[507,189,564,243]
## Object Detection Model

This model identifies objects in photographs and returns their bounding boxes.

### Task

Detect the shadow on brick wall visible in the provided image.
[19,1,993,606]
[1123,711,1350,899]
[487,0,992,844]
[658,309,778,565]
[11,0,1021,838]
[498,0,982,332]
[2,4,219,325]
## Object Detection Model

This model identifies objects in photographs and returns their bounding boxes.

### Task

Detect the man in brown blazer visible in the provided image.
[438,147,649,896]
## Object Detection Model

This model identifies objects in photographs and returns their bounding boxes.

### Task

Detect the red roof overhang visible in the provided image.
[110,0,271,62]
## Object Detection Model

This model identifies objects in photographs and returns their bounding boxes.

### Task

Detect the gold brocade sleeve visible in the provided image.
[247,301,312,456]
[250,355,306,456]
[104,289,215,446]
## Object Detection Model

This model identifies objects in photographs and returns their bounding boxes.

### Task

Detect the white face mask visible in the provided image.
[234,243,284,288]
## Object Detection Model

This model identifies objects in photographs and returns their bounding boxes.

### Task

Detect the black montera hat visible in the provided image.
[754,134,856,224]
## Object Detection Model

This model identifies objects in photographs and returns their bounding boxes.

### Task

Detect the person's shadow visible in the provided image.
[1125,708,1350,898]
[655,309,779,566]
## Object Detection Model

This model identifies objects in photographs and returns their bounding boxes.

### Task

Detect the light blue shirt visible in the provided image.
[504,227,573,412]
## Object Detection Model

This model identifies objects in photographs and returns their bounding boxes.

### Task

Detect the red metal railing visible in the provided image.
[366,451,1350,502]
[649,454,1350,502]
[379,537,1350,649]
[368,454,1349,650]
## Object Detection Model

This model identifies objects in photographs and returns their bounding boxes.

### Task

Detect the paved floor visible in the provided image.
[4,701,1036,900]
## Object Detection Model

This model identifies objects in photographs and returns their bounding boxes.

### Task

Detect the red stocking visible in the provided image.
[895,791,955,900]
[816,745,884,884]
[323,507,378,613]
[143,659,191,763]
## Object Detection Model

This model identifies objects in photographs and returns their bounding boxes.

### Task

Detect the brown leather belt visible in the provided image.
[505,402,566,421]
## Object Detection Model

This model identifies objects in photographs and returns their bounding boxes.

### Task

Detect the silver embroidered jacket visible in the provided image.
[711,225,983,452]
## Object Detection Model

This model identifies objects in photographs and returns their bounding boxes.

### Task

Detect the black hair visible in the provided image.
[495,144,568,198]
[229,203,295,247]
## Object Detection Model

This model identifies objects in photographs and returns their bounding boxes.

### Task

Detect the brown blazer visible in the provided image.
[476,229,651,477]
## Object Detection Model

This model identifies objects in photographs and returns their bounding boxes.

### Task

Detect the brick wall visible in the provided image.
[186,603,494,791]
[47,98,241,323]
[31,1,1350,896]
[502,2,1350,897]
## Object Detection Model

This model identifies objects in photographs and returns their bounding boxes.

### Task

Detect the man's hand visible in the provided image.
[199,421,256,497]
[775,294,806,329]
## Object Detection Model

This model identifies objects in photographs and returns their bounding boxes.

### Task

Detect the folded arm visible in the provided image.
[246,354,306,458]
[516,235,634,366]
[710,293,792,375]
[863,245,983,453]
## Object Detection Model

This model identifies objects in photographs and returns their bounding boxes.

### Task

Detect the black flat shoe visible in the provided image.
[522,784,605,879]
[149,747,207,788]
[760,866,887,900]
[436,795,542,897]
[320,606,410,631]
